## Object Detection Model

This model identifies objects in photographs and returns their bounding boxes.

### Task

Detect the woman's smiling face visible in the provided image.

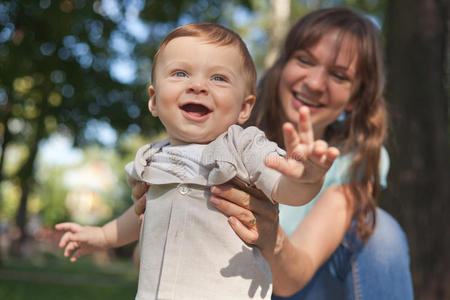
[278,31,359,139]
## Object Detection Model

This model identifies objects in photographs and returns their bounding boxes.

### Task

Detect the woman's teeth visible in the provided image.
[294,93,320,107]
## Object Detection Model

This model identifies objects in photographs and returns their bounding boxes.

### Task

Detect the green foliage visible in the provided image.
[0,0,160,149]
[0,0,251,237]
[34,165,71,226]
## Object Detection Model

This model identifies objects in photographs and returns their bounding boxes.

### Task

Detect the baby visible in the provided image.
[56,23,339,299]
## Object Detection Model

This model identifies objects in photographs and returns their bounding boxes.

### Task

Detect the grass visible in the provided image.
[0,251,138,300]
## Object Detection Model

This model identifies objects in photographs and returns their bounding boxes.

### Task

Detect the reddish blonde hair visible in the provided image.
[247,7,387,241]
[151,22,256,95]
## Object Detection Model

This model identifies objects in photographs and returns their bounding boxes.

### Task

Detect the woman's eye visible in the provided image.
[331,71,349,82]
[296,56,313,65]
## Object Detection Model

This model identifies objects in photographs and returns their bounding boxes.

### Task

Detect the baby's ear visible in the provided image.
[148,85,158,117]
[237,95,256,124]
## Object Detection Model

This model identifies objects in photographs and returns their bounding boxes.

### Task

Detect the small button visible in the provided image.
[178,184,189,195]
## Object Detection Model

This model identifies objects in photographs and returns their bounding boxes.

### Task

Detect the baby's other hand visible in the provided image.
[55,223,108,262]
[265,106,339,183]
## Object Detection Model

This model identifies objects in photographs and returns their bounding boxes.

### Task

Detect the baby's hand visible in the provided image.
[265,106,339,183]
[55,223,109,262]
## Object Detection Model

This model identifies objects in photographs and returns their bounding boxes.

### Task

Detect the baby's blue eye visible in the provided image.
[213,75,225,82]
[175,71,187,77]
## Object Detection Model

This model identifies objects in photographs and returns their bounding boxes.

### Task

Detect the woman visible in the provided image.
[134,7,413,299]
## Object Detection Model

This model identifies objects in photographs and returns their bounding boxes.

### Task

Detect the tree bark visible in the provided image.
[264,0,291,68]
[10,129,40,256]
[11,88,49,255]
[384,0,449,299]
[0,103,12,184]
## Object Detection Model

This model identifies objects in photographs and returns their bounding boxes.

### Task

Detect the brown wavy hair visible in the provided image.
[247,7,387,241]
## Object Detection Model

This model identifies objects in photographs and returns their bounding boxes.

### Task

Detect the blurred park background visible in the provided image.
[0,0,448,299]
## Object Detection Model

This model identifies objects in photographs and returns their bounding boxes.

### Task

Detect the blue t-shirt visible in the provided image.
[279,147,390,236]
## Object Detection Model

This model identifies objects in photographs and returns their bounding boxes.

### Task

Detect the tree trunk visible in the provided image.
[11,89,48,255]
[0,103,12,184]
[384,0,449,299]
[10,134,40,256]
[264,0,291,68]
[0,103,12,265]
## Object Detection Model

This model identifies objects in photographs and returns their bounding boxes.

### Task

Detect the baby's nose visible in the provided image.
[188,77,208,94]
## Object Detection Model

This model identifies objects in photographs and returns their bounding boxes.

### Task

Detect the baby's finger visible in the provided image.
[132,182,149,202]
[55,222,81,232]
[59,231,78,248]
[309,140,328,165]
[282,123,300,156]
[298,107,314,144]
[228,217,259,245]
[265,156,304,179]
[326,147,340,163]
[310,142,340,168]
[64,241,79,258]
[70,248,86,262]
[210,195,257,228]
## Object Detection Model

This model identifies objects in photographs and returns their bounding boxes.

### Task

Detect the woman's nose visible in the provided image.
[304,67,327,92]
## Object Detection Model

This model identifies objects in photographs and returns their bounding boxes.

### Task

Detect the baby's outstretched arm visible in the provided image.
[267,107,340,206]
[55,205,140,262]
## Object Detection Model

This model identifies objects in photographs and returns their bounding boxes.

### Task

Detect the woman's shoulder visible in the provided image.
[324,146,390,188]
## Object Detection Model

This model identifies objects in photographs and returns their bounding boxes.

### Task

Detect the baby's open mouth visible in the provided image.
[180,103,212,117]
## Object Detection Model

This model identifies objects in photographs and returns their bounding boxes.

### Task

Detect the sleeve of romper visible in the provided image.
[124,143,154,186]
[228,125,286,202]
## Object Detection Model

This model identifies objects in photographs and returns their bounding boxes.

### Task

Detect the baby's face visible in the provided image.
[148,36,255,145]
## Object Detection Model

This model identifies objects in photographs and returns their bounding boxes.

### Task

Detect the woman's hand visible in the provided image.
[131,181,149,225]
[210,185,284,256]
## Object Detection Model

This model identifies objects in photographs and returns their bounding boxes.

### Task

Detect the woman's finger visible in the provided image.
[210,185,252,209]
[228,217,259,245]
[134,195,146,216]
[210,185,275,216]
[210,195,257,228]
[138,214,144,229]
[132,182,149,202]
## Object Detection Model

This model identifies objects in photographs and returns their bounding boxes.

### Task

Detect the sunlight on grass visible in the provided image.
[0,251,138,300]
